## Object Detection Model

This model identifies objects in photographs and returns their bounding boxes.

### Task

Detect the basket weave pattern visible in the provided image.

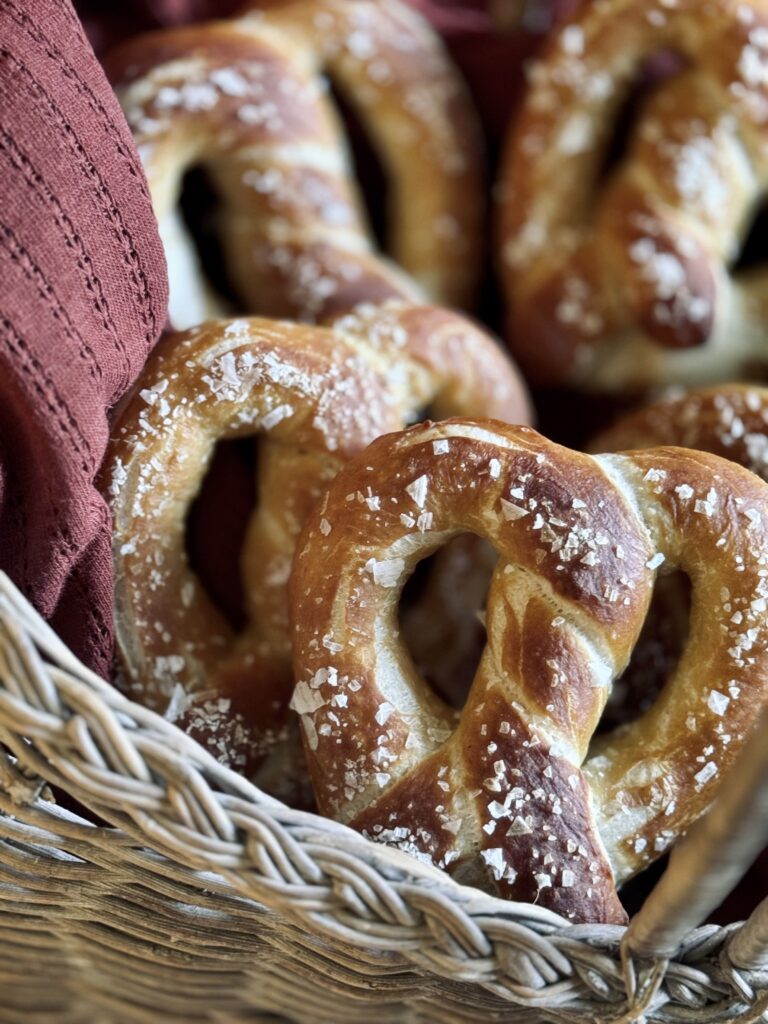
[0,575,767,1023]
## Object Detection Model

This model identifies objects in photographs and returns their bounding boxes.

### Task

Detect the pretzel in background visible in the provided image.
[498,0,768,392]
[106,0,485,328]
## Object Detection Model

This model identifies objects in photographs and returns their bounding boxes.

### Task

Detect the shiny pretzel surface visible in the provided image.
[290,418,768,922]
[592,384,768,481]
[106,312,528,800]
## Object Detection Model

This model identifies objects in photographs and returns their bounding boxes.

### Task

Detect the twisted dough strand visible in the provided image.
[591,384,768,481]
[290,419,768,922]
[107,312,528,801]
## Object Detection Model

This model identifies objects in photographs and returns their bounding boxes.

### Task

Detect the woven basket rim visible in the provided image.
[1,571,767,1022]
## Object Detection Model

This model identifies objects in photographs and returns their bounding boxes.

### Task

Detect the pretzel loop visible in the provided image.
[107,0,484,328]
[106,318,404,795]
[239,0,485,305]
[107,312,529,800]
[290,419,768,923]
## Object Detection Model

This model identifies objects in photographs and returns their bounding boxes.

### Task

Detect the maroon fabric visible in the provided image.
[0,0,168,677]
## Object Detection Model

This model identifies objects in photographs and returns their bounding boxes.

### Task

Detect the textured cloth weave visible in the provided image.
[0,0,168,678]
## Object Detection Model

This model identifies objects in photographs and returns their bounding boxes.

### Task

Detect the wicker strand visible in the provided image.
[730,899,768,971]
[625,707,768,960]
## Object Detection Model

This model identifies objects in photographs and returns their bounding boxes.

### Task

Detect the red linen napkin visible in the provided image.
[0,0,168,677]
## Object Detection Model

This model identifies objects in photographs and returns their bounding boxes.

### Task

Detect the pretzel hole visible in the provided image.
[178,165,241,308]
[593,51,686,196]
[398,533,493,710]
[327,82,389,252]
[733,198,768,273]
[597,570,690,733]
[186,436,257,630]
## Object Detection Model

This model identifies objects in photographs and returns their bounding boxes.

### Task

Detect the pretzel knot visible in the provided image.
[290,419,768,923]
[498,0,768,391]
[106,311,527,801]
[106,0,483,329]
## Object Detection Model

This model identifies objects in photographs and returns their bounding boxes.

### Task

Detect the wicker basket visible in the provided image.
[1,573,766,1024]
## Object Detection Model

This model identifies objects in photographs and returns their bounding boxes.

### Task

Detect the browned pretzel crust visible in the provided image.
[498,0,768,391]
[590,385,768,734]
[106,0,484,328]
[290,419,768,922]
[106,318,400,801]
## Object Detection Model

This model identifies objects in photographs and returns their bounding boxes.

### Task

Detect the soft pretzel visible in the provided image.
[592,384,768,480]
[107,312,529,800]
[290,418,768,922]
[326,301,530,424]
[106,0,484,329]
[498,0,768,391]
[237,0,484,304]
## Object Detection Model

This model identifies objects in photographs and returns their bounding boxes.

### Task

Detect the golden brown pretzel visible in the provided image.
[290,418,768,922]
[498,0,768,391]
[107,313,529,801]
[238,0,484,306]
[326,301,530,424]
[328,300,532,704]
[106,0,484,329]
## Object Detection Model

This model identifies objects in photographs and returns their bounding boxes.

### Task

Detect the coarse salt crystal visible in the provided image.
[366,557,405,588]
[375,702,395,726]
[405,475,429,508]
[290,681,327,715]
[481,847,506,880]
[707,690,730,716]
[500,498,529,522]
[261,403,293,430]
[694,761,718,788]
[561,25,584,54]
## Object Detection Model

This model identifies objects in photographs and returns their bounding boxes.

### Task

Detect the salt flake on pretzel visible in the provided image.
[106,317,403,801]
[290,418,768,922]
[592,383,768,480]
